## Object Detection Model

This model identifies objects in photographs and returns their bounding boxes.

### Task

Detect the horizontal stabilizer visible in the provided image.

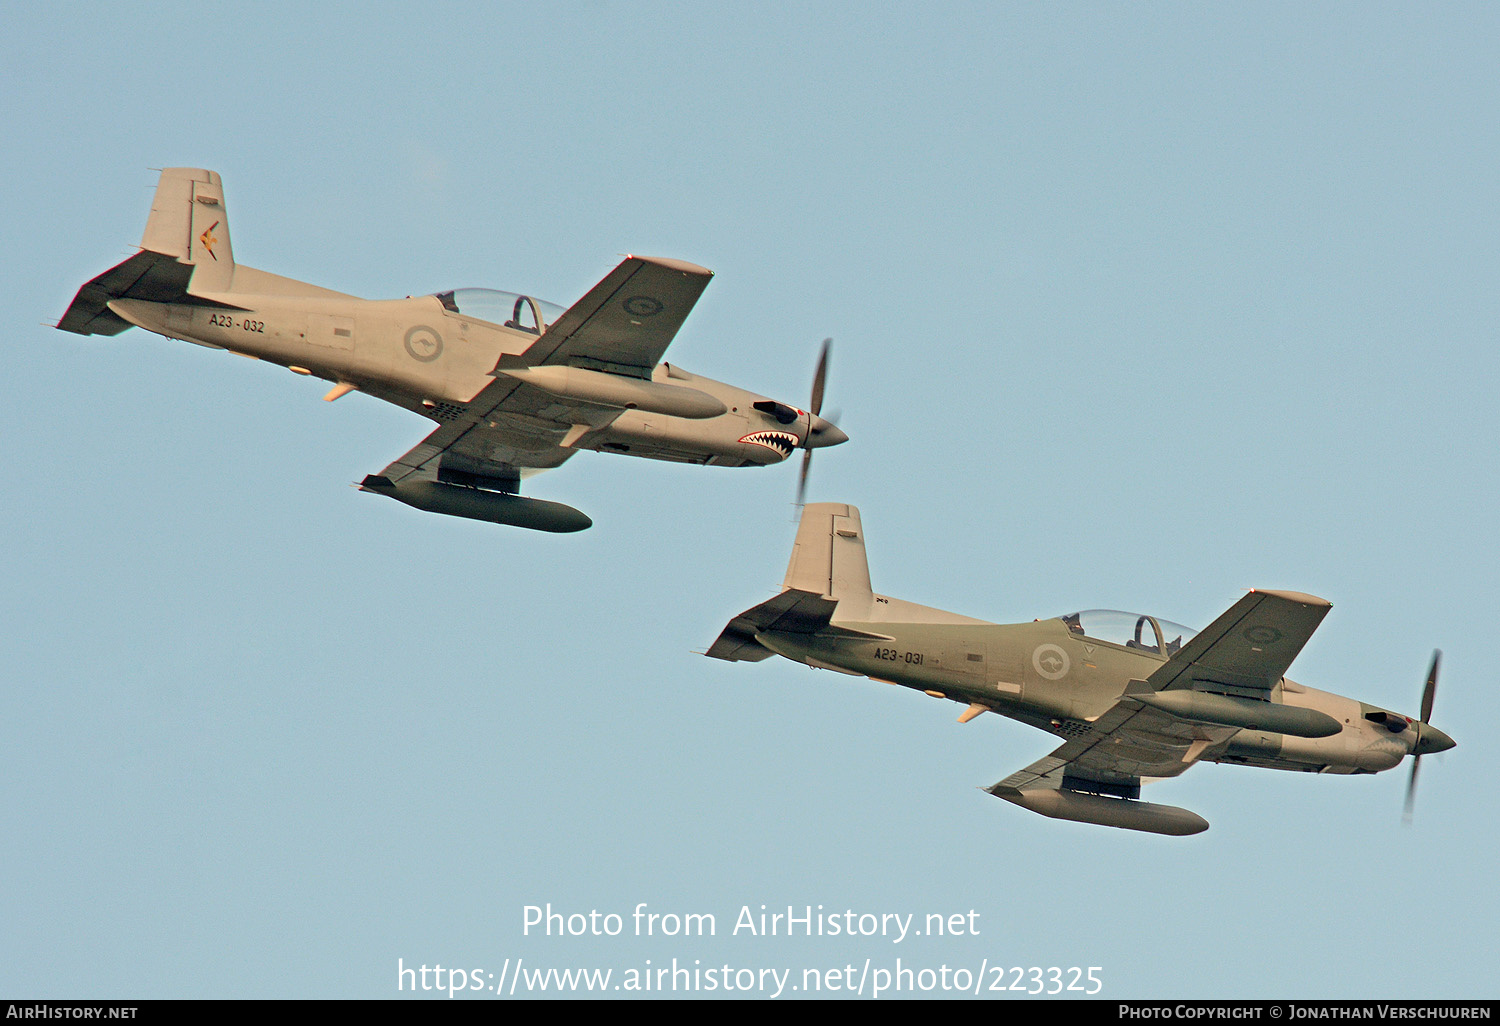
[58,250,197,335]
[706,586,897,661]
[706,589,840,662]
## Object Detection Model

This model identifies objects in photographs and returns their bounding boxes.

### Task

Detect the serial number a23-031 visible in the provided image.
[873,647,924,665]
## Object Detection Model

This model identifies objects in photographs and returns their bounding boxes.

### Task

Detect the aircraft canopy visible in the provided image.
[1059,609,1199,656]
[434,288,567,335]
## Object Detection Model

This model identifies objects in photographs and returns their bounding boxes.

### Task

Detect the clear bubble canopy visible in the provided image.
[1058,609,1200,656]
[433,288,567,334]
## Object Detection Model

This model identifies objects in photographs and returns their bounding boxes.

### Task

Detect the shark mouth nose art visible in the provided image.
[738,430,798,460]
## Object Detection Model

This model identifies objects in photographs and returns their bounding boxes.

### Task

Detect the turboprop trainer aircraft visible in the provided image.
[57,168,845,532]
[708,503,1455,835]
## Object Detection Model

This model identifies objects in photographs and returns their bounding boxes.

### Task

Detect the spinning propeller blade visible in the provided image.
[1404,650,1444,823]
[797,338,840,507]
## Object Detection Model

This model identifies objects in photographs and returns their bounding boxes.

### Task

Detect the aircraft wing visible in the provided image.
[361,402,583,492]
[990,590,1331,814]
[989,693,1238,798]
[364,256,713,490]
[520,255,713,373]
[1148,589,1331,695]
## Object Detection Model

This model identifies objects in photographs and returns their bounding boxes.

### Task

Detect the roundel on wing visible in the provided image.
[623,296,664,317]
[1032,643,1071,681]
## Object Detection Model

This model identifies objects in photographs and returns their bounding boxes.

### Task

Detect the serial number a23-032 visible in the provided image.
[205,312,264,332]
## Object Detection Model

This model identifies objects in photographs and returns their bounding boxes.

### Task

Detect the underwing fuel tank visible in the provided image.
[988,787,1210,836]
[359,477,592,533]
[497,365,728,419]
[1132,690,1341,739]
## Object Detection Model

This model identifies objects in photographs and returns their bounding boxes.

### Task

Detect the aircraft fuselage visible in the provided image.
[757,604,1423,777]
[60,169,851,531]
[106,289,819,469]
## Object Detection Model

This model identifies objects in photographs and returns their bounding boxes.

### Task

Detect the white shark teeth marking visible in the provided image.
[738,430,797,460]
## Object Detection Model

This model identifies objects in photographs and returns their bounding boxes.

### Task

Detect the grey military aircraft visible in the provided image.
[58,168,845,532]
[709,503,1455,835]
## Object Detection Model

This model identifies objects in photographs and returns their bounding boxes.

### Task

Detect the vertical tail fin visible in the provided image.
[140,167,235,293]
[58,168,235,335]
[705,503,877,661]
[782,503,875,618]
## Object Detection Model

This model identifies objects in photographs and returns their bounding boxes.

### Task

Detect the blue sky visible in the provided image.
[3,1,1496,999]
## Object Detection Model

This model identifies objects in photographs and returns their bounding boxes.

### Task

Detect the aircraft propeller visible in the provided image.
[1403,649,1452,823]
[797,338,844,506]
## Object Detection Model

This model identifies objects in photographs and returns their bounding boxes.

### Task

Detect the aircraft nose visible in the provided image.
[1413,723,1456,756]
[805,415,847,449]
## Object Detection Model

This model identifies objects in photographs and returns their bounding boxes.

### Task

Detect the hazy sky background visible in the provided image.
[3,2,1496,999]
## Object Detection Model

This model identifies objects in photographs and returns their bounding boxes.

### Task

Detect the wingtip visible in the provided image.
[1250,588,1331,608]
[625,254,714,277]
